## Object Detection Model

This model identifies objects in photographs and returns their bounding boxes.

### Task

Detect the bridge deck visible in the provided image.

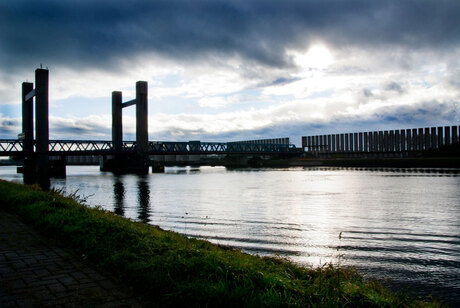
[0,139,300,156]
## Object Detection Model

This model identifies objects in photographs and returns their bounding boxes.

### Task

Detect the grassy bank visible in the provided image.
[0,180,440,307]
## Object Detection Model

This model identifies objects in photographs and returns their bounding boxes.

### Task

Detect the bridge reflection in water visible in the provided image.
[112,175,152,224]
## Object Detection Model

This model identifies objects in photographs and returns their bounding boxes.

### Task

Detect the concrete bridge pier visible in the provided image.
[101,81,150,174]
[35,69,50,175]
[151,155,165,173]
[224,155,249,167]
[21,82,35,175]
[19,69,65,178]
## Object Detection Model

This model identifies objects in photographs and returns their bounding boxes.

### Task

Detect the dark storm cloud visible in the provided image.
[1,0,459,71]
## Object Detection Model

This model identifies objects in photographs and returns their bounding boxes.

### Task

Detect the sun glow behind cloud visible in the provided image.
[291,45,334,71]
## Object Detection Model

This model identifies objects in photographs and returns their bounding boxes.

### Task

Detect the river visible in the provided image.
[1,165,459,304]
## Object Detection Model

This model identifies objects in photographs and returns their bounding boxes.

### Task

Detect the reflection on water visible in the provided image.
[137,176,151,223]
[112,175,151,223]
[0,165,459,304]
[113,177,125,216]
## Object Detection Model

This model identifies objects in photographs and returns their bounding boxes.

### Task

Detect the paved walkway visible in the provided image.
[0,209,142,307]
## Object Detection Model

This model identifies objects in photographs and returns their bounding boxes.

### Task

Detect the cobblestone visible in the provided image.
[0,209,142,307]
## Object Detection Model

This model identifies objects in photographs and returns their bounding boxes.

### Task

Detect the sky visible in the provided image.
[1,0,459,146]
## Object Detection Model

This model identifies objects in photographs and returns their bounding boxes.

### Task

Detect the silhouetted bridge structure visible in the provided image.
[1,68,298,175]
[2,68,458,176]
[0,139,296,156]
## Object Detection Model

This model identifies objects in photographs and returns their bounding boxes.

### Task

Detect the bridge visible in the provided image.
[0,139,297,156]
[4,68,458,176]
[1,68,300,175]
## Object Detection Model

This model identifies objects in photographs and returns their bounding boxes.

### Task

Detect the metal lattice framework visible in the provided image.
[0,139,300,156]
[0,140,23,154]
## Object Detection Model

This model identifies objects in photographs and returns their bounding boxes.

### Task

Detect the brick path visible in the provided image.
[0,209,142,307]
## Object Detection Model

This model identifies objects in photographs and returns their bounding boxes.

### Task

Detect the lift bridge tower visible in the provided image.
[21,68,150,176]
[100,81,150,174]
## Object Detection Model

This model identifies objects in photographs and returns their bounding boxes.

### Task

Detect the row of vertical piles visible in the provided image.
[302,125,460,155]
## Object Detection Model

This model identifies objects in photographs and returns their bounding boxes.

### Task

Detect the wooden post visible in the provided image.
[339,134,344,152]
[345,134,349,152]
[354,132,358,152]
[445,126,451,146]
[452,126,458,144]
[400,129,406,152]
[331,134,337,153]
[364,132,369,152]
[389,130,394,152]
[315,135,319,154]
[437,126,443,148]
[368,132,373,152]
[430,127,436,149]
[406,128,419,151]
[383,131,389,152]
[333,134,340,153]
[418,128,424,150]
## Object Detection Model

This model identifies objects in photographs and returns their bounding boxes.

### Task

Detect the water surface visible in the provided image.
[1,166,459,304]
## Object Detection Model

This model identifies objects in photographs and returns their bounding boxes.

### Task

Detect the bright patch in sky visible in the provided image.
[292,45,334,70]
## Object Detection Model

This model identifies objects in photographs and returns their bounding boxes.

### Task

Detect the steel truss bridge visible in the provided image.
[0,139,301,157]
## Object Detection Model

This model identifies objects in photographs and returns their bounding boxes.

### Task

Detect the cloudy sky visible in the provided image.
[1,0,459,145]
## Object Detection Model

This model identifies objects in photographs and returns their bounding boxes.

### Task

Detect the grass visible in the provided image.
[0,180,442,307]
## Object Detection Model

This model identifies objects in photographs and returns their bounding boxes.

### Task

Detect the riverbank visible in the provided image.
[0,209,142,306]
[0,180,442,307]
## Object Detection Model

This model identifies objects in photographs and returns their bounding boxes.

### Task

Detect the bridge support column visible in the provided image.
[112,91,123,152]
[136,81,148,155]
[35,69,50,175]
[104,81,150,174]
[133,81,150,173]
[19,68,65,178]
[151,155,165,173]
[21,82,34,174]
